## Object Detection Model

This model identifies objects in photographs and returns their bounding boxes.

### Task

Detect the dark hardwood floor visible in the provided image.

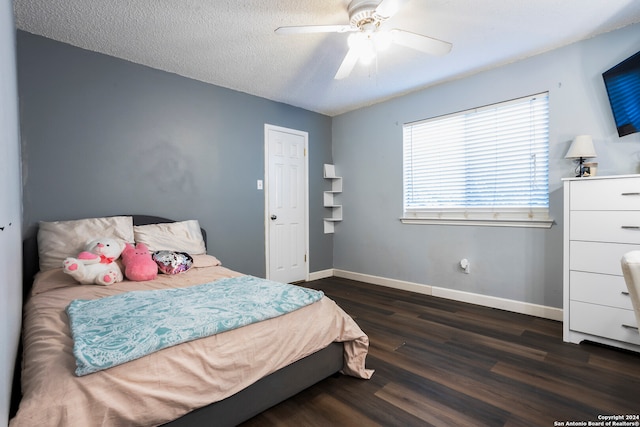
[241,276,640,427]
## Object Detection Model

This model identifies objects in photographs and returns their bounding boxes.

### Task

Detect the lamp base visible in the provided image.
[574,157,592,177]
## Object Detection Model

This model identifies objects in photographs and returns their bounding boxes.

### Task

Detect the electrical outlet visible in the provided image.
[257,180,263,190]
[460,258,470,274]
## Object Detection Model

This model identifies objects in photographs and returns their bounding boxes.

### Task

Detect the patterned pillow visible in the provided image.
[152,251,193,275]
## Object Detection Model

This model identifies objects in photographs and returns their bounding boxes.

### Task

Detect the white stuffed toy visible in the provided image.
[63,237,125,285]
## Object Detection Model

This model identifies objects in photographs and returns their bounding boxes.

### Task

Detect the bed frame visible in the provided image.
[13,215,343,427]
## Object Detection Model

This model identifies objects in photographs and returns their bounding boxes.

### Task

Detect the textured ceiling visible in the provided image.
[13,0,640,116]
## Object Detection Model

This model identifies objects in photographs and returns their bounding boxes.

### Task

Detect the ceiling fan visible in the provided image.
[275,0,452,80]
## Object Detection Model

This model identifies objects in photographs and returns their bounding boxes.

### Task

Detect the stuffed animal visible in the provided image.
[63,237,125,285]
[121,242,158,281]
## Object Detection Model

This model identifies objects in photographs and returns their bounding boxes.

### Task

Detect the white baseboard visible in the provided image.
[332,269,563,321]
[431,287,563,321]
[308,269,334,281]
[333,269,433,295]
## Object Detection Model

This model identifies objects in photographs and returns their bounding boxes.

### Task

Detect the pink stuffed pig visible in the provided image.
[121,242,158,281]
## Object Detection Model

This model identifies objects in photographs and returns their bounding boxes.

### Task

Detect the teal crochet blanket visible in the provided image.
[66,276,324,376]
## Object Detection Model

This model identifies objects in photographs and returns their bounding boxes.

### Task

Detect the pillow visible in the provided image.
[133,220,206,254]
[191,254,222,268]
[152,251,193,275]
[37,216,134,272]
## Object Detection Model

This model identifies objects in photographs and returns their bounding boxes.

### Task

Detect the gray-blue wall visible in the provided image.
[17,31,334,277]
[332,23,640,308]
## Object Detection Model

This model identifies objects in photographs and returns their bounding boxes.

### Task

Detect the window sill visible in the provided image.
[400,216,554,229]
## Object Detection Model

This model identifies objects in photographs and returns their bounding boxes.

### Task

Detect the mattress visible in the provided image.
[11,257,373,426]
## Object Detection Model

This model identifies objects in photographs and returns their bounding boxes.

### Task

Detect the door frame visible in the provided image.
[264,123,309,281]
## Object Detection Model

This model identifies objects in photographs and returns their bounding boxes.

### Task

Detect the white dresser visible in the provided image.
[563,175,640,352]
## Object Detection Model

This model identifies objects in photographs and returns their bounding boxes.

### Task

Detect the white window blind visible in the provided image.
[402,93,552,228]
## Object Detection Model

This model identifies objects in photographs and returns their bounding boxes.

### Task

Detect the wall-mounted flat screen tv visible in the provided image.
[602,50,640,137]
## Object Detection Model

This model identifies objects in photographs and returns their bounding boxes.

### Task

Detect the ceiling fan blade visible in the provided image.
[275,24,354,35]
[375,0,407,19]
[334,47,360,80]
[391,29,452,56]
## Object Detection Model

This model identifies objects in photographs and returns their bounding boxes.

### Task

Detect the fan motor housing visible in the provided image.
[348,0,379,28]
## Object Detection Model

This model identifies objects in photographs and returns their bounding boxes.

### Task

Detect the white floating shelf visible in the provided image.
[323,164,342,234]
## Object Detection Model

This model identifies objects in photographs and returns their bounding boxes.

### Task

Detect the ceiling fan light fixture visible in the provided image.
[347,32,361,48]
[359,43,376,65]
[348,32,377,65]
[373,31,392,51]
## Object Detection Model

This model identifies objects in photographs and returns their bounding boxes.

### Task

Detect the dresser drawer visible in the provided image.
[569,301,640,345]
[569,241,639,275]
[570,211,640,244]
[569,271,634,309]
[570,177,640,210]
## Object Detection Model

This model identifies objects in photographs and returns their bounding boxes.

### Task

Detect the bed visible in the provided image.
[11,215,373,427]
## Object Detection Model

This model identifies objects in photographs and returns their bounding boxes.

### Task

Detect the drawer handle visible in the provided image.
[621,192,640,196]
[621,226,640,230]
[622,324,639,331]
[622,291,630,296]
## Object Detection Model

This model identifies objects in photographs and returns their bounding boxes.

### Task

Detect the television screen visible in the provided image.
[602,50,640,137]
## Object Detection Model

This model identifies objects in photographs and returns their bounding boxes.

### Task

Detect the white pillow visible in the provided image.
[133,220,206,254]
[191,254,221,268]
[37,216,134,272]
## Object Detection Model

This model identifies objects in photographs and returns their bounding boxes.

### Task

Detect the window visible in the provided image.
[402,92,552,228]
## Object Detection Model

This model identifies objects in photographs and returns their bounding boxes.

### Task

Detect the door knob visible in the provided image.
[271,215,277,220]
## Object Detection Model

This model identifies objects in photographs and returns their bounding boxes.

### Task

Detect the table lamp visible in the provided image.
[565,135,597,177]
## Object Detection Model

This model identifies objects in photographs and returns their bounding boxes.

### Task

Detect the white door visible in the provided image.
[264,124,308,283]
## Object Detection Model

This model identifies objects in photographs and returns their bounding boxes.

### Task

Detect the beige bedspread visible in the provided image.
[11,257,373,427]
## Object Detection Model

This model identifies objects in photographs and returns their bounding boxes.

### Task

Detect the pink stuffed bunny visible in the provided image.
[121,242,158,281]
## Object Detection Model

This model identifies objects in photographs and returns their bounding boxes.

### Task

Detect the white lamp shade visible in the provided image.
[565,135,597,159]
